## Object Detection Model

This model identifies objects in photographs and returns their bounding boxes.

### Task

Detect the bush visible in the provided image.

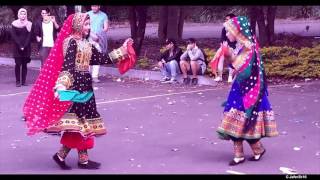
[136,57,151,69]
[123,39,320,79]
[260,46,299,60]
[273,33,318,49]
[264,44,320,78]
[198,44,320,79]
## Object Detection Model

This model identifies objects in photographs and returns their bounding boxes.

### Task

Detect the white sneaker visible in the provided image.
[160,77,170,83]
[228,76,233,83]
[168,78,178,84]
[92,78,101,83]
[162,78,178,84]
[214,76,222,82]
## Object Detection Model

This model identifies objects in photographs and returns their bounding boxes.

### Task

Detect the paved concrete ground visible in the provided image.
[0,65,319,174]
[0,57,217,86]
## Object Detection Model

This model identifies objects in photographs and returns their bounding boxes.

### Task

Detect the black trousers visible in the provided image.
[14,58,28,84]
[39,47,51,67]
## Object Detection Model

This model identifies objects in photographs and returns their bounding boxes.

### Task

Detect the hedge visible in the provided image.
[141,44,320,79]
[263,44,320,78]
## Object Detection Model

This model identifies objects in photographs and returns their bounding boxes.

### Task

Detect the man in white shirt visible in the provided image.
[35,8,60,67]
[180,38,206,85]
[87,5,109,83]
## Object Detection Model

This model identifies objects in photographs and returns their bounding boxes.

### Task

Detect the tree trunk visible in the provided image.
[250,6,268,46]
[129,6,148,56]
[158,6,168,43]
[158,6,185,43]
[129,6,137,39]
[257,8,268,46]
[266,6,277,45]
[167,6,179,40]
[178,6,186,40]
[66,6,75,16]
[248,6,277,47]
[248,6,257,35]
[136,6,147,56]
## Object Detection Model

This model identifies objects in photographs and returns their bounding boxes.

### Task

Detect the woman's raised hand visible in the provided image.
[123,38,134,47]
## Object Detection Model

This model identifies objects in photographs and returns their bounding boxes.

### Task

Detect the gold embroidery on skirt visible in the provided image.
[45,113,107,136]
[217,108,278,139]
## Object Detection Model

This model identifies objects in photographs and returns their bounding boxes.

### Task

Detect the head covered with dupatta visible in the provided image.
[12,8,32,32]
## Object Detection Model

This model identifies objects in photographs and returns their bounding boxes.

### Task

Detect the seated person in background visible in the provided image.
[158,38,182,84]
[211,13,236,83]
[180,38,206,85]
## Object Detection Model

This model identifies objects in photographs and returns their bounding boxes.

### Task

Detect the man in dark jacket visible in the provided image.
[34,8,60,67]
[158,38,182,84]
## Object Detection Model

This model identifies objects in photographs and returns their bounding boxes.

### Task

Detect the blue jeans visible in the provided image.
[160,60,180,80]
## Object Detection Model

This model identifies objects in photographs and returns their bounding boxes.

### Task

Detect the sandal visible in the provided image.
[229,157,245,166]
[53,153,72,170]
[78,160,101,169]
[248,149,266,161]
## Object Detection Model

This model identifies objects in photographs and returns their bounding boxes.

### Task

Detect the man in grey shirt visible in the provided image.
[87,5,109,83]
[180,38,206,85]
